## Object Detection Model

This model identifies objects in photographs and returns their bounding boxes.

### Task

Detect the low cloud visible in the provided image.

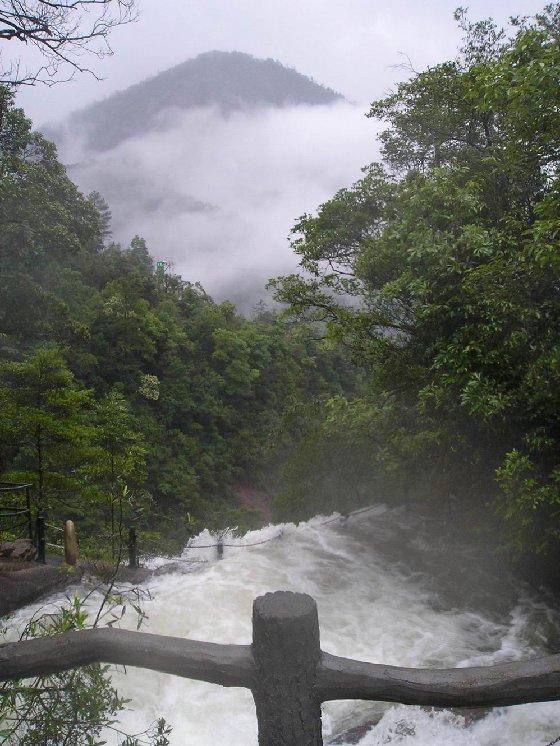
[63,102,379,310]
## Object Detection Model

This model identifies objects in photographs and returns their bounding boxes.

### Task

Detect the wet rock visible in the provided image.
[153,560,201,576]
[0,555,207,617]
[0,538,36,561]
[80,559,202,583]
[328,720,378,744]
[0,560,83,616]
[327,706,491,744]
[432,706,492,726]
[79,560,152,584]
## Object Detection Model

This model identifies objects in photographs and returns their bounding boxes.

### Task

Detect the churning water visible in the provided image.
[9,505,560,744]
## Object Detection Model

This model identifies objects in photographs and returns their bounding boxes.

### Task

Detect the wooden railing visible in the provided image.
[2,591,560,745]
[0,482,33,542]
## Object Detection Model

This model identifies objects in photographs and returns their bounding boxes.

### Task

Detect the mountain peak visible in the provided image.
[62,51,344,152]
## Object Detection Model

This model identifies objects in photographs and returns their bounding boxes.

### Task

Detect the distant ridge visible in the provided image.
[60,51,343,152]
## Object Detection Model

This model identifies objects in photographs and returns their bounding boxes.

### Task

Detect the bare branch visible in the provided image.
[0,0,138,86]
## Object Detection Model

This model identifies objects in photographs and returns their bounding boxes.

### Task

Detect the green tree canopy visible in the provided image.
[271,4,560,555]
[0,347,92,508]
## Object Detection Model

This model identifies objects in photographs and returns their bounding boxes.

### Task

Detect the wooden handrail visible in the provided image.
[3,627,560,708]
[0,628,254,689]
[2,591,560,744]
[318,651,560,707]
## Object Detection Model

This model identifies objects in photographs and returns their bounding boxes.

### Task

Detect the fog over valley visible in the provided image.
[50,54,377,308]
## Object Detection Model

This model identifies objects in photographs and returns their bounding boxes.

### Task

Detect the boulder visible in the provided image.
[0,538,36,561]
[0,561,83,616]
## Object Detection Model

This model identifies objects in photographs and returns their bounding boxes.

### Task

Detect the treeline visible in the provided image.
[0,88,357,554]
[271,6,560,565]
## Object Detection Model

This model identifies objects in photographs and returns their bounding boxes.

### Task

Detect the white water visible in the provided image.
[8,506,560,744]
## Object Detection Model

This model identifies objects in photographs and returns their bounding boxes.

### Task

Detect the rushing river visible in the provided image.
[9,505,560,744]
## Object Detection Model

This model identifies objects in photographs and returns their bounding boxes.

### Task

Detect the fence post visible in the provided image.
[128,526,138,569]
[35,512,46,564]
[25,486,32,541]
[252,591,323,745]
[63,520,78,567]
[217,538,224,559]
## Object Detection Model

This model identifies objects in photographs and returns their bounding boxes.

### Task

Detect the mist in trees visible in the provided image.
[271,5,560,564]
[0,85,358,555]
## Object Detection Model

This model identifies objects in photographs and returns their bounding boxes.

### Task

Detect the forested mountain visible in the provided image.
[51,51,343,152]
[0,89,357,554]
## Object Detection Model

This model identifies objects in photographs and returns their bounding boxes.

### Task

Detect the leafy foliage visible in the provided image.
[0,347,93,508]
[272,4,560,557]
[0,85,356,551]
[0,598,171,746]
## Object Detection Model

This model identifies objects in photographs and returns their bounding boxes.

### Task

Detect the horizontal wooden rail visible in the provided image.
[318,651,560,708]
[3,630,560,708]
[2,591,560,744]
[0,628,254,689]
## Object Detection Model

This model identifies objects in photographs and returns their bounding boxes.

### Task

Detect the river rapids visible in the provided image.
[8,504,560,745]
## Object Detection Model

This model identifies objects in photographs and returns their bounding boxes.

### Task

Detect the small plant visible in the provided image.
[0,596,172,745]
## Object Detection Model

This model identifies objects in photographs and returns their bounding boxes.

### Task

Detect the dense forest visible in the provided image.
[271,6,560,571]
[0,84,358,556]
[2,4,560,569]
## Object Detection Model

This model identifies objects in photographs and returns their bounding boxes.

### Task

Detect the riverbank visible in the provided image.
[0,558,82,616]
[0,557,196,616]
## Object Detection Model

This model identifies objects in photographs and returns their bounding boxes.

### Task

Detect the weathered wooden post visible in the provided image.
[63,520,78,567]
[35,512,45,564]
[25,485,32,540]
[252,591,323,745]
[128,526,138,569]
[217,537,224,559]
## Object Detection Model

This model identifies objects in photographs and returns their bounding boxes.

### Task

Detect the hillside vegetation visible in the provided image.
[3,5,560,577]
[54,51,342,152]
[271,6,560,574]
[0,90,357,555]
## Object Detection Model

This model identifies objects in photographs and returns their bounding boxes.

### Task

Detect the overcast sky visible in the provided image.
[16,0,548,125]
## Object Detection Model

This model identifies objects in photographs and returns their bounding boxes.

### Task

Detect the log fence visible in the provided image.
[2,591,560,745]
[0,482,33,542]
[37,517,79,566]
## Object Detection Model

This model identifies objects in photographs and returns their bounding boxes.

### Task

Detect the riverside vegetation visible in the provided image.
[1,3,560,743]
[0,52,356,743]
[271,5,560,570]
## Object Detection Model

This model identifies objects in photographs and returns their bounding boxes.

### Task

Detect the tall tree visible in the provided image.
[271,5,560,554]
[87,191,112,250]
[85,388,146,557]
[0,346,92,508]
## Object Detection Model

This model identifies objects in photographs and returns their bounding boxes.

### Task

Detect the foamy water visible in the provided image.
[7,506,560,744]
